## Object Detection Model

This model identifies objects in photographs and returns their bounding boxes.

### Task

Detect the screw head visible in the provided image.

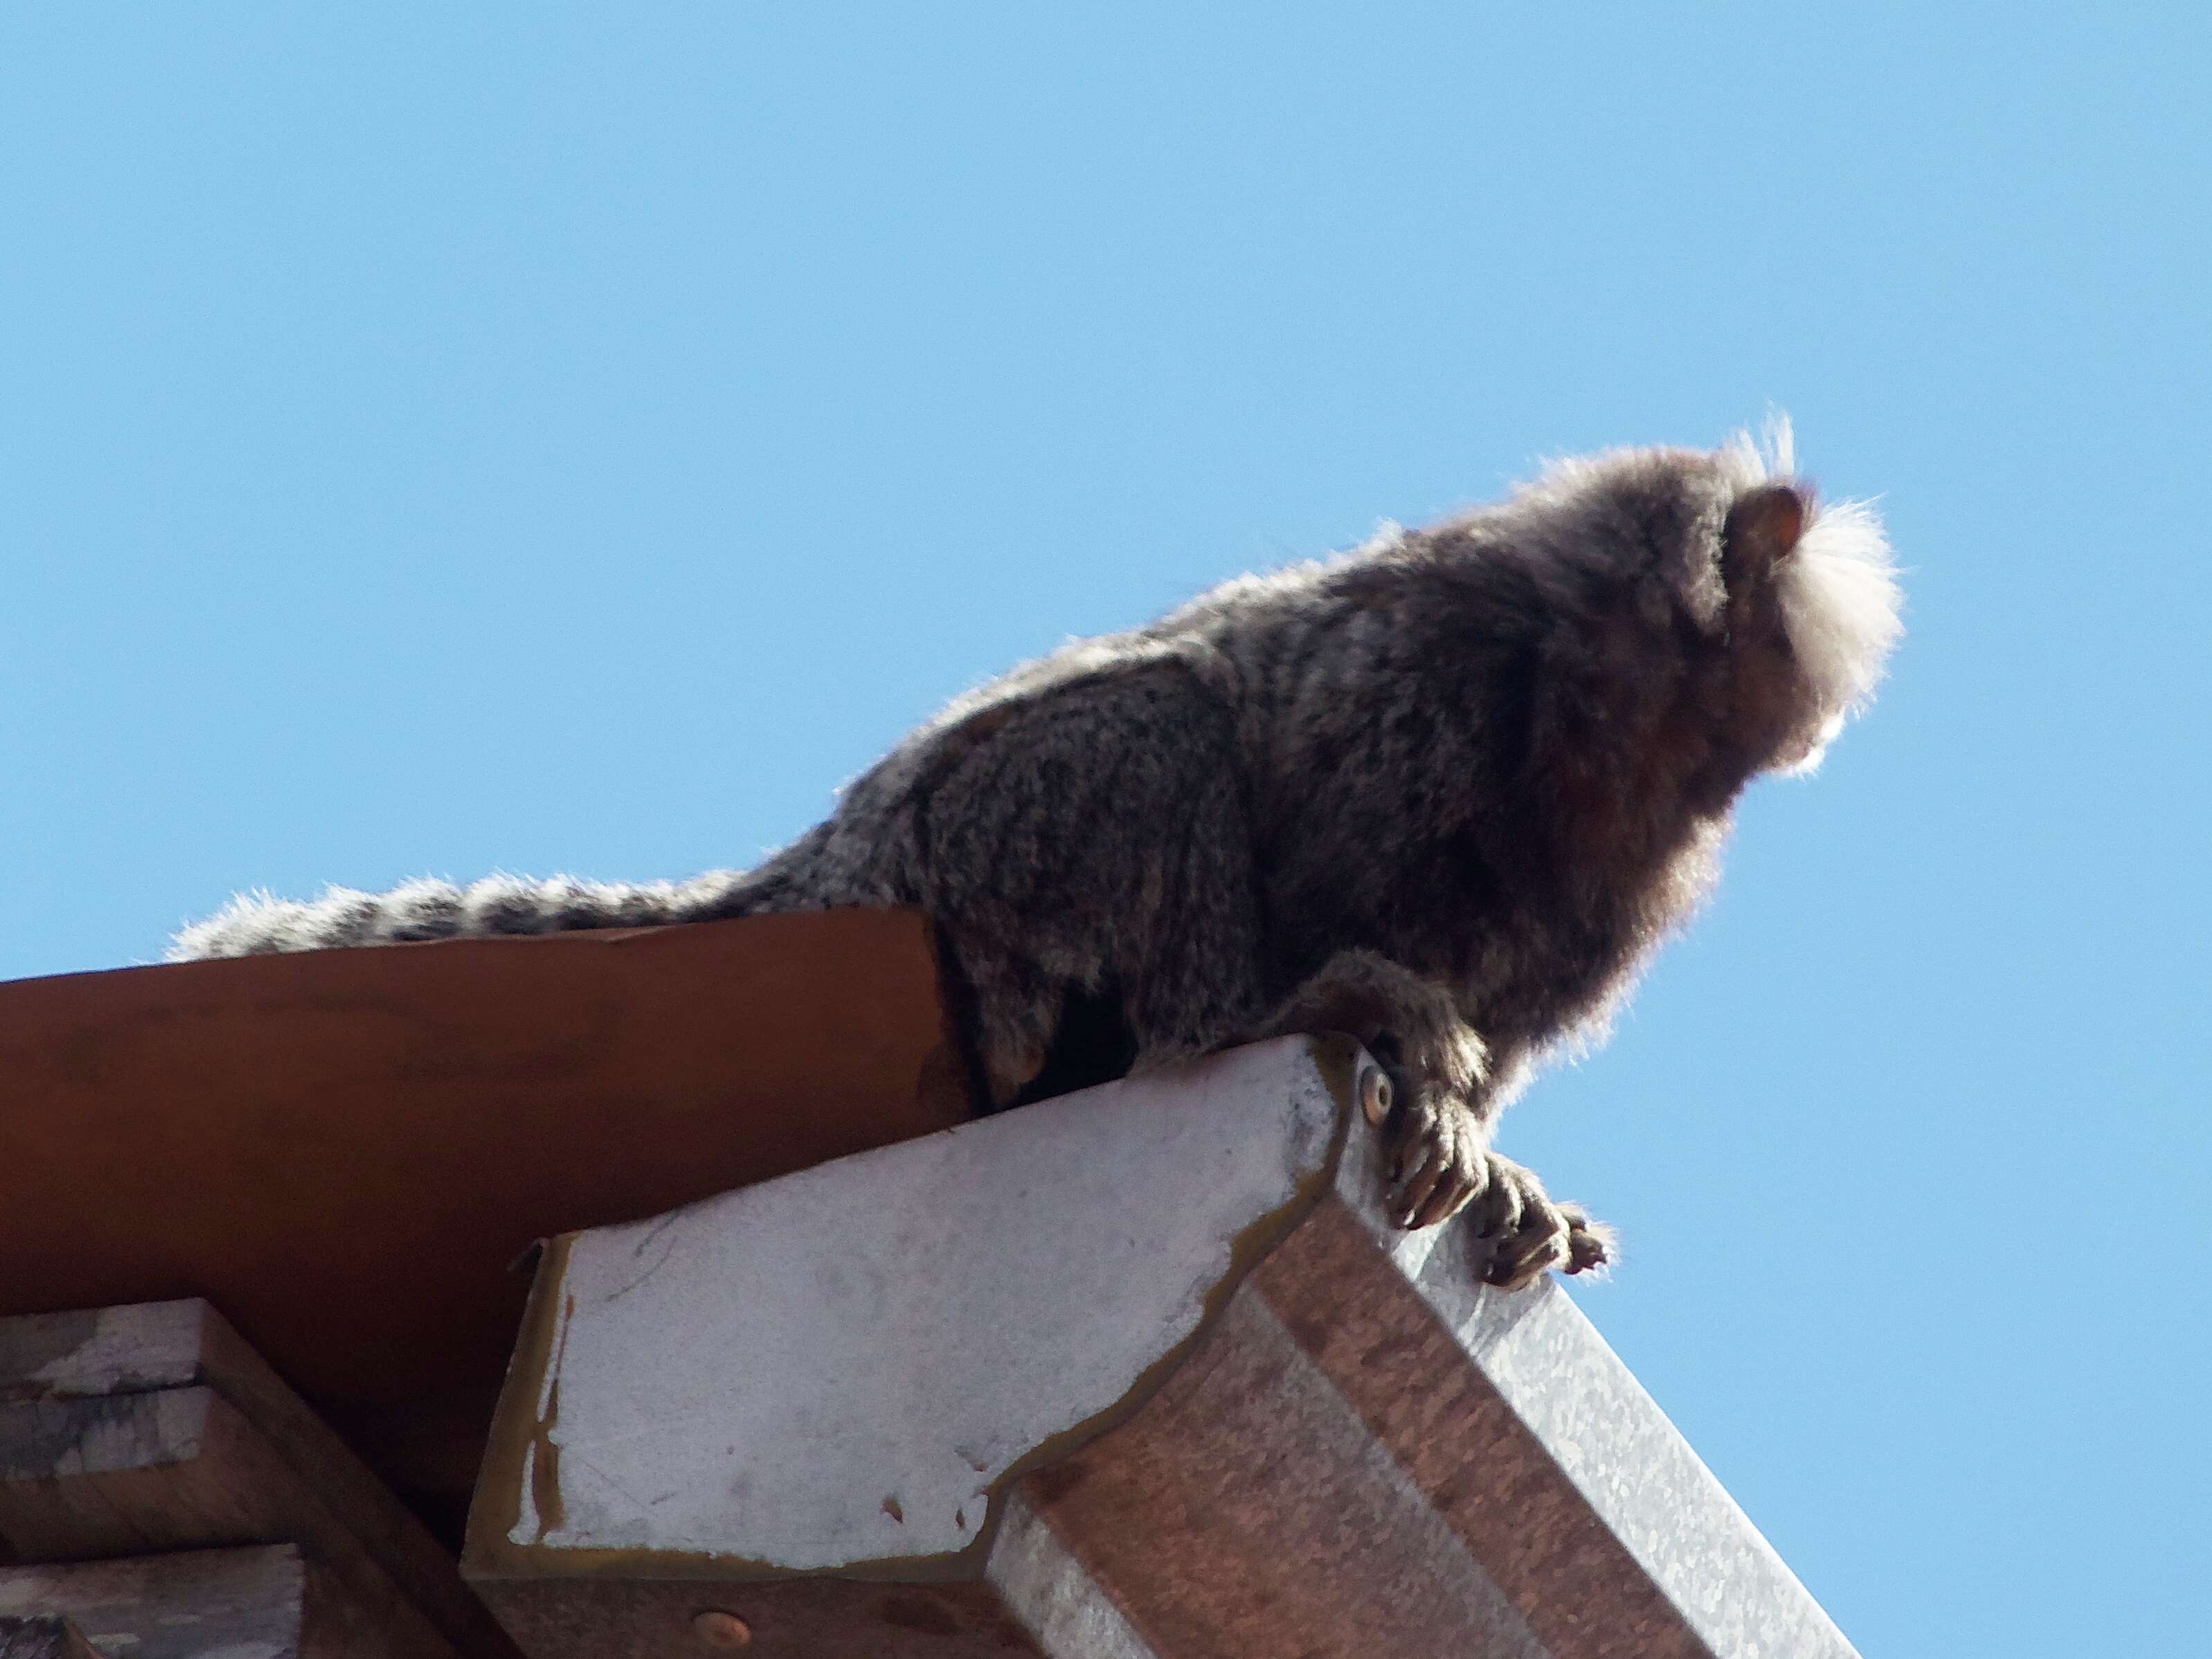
[1358,1061,1393,1126]
[693,1610,752,1648]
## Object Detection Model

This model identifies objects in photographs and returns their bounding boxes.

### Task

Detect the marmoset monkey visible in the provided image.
[174,425,1900,1290]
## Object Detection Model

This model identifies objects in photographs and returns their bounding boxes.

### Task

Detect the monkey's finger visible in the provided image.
[1460,1159,1525,1243]
[1559,1206,1618,1275]
[1392,1144,1450,1228]
[1410,1170,1475,1230]
[1486,1241,1566,1290]
[1485,1207,1571,1289]
[1393,1162,1444,1227]
[1386,1098,1438,1182]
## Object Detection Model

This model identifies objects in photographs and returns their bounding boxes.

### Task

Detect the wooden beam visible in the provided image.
[0,1301,513,1659]
[0,1544,397,1659]
[0,909,964,1516]
[0,1616,105,1659]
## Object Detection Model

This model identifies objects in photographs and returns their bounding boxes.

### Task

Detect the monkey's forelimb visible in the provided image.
[1255,948,1612,1279]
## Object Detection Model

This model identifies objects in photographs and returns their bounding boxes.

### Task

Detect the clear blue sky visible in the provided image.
[3,7,2204,1651]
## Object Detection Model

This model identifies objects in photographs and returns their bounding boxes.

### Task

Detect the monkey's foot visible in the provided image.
[1454,1152,1615,1290]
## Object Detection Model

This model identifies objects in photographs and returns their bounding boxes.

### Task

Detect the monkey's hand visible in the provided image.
[1379,1065,1493,1230]
[1257,950,1607,1281]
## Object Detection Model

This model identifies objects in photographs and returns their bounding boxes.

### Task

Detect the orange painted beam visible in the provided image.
[0,909,966,1510]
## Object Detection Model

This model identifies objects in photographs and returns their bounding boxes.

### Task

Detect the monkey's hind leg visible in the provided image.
[1452,1152,1616,1290]
[913,657,1273,1110]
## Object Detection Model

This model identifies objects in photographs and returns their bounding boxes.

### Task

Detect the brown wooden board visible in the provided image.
[0,1300,515,1658]
[0,910,965,1514]
[0,1544,410,1659]
[0,1617,105,1659]
[466,1577,1045,1659]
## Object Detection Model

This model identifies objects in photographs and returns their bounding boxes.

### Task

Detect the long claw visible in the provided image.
[1412,1173,1469,1230]
[1397,1153,1446,1227]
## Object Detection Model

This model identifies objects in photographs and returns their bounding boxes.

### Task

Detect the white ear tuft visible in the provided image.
[1719,416,1903,727]
[1778,494,1902,720]
[1719,413,1798,490]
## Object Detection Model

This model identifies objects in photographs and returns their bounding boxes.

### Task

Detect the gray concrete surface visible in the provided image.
[466,1036,1859,1659]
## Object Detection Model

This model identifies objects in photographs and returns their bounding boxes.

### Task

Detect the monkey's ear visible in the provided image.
[1724,483,1808,576]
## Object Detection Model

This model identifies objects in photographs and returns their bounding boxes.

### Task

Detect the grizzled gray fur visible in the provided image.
[175,425,1901,1289]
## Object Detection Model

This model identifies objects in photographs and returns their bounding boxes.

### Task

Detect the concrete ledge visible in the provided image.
[466,1038,1859,1658]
